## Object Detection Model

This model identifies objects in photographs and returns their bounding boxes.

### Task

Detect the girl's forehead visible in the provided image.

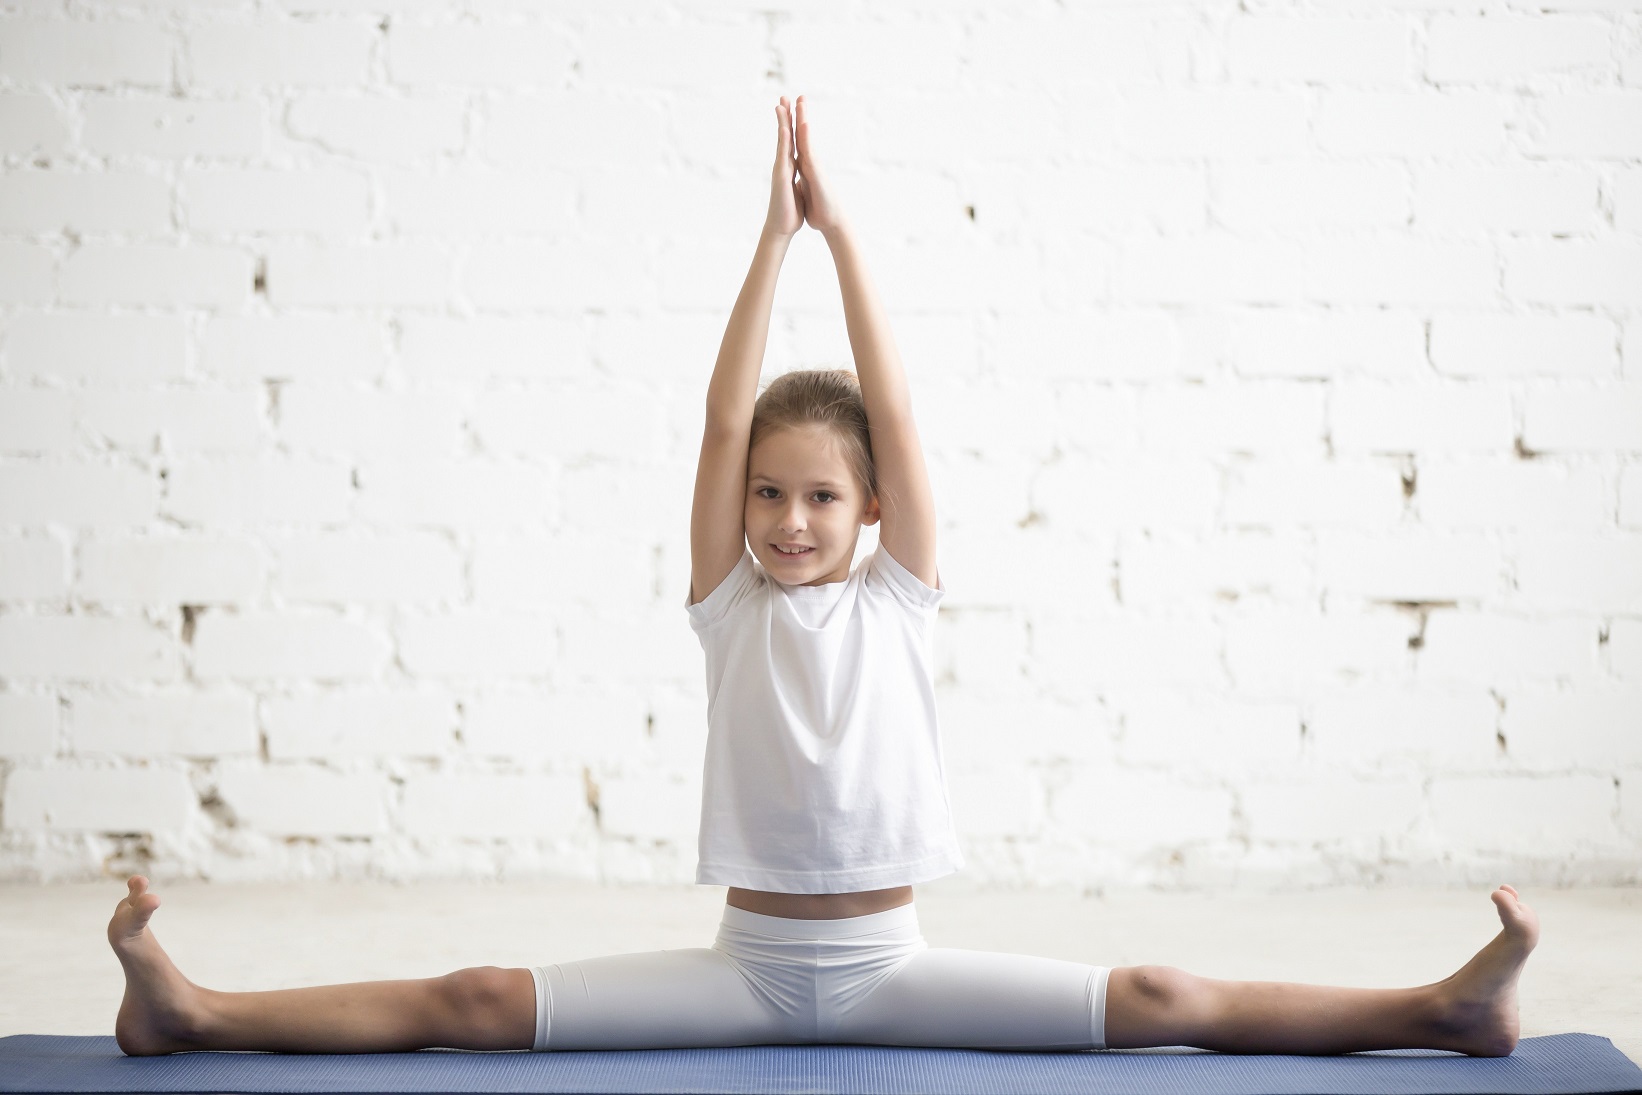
[753,425,846,462]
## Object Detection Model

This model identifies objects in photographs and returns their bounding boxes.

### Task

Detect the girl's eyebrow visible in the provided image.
[750,474,843,489]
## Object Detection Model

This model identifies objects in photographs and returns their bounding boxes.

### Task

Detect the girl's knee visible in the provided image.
[1112,966,1215,1025]
[441,966,536,1048]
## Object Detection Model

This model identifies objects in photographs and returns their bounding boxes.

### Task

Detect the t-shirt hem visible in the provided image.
[695,848,965,893]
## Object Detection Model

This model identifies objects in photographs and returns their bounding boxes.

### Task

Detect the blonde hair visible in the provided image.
[749,368,881,506]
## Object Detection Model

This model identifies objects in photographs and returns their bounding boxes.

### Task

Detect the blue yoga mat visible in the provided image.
[2,1033,1638,1095]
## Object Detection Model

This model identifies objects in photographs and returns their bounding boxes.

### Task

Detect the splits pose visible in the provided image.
[108,95,1537,1058]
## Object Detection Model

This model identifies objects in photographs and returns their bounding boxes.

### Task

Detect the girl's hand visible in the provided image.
[793,96,847,236]
[764,97,804,238]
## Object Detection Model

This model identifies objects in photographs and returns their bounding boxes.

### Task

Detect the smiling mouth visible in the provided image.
[773,545,814,557]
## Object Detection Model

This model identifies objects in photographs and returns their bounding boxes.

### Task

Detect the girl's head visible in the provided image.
[745,368,883,586]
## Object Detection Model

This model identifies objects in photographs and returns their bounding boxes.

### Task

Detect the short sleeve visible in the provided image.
[685,548,763,631]
[867,544,945,613]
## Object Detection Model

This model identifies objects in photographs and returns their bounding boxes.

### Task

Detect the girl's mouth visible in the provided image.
[773,545,813,558]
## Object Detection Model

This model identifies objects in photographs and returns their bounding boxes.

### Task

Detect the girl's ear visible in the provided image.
[862,495,881,526]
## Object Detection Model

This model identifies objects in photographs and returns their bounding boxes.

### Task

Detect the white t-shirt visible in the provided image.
[684,543,966,893]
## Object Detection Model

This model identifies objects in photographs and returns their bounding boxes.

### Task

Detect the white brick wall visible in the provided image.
[1,2,1638,888]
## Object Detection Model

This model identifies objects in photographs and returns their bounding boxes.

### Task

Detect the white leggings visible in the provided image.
[527,902,1111,1052]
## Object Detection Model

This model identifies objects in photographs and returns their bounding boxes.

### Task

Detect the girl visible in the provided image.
[106,94,1539,1059]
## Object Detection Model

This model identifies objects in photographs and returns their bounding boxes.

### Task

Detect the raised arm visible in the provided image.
[690,99,803,606]
[794,96,939,590]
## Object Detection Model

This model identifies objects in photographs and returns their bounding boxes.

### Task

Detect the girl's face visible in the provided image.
[745,424,879,586]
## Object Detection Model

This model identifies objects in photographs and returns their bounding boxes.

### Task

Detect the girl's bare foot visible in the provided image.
[107,876,211,1056]
[1429,884,1540,1056]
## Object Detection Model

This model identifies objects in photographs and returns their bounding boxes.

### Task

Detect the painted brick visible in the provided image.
[1506,242,1642,309]
[400,772,586,839]
[0,693,56,758]
[1224,459,1406,529]
[0,616,178,682]
[1307,684,1498,769]
[1118,531,1313,607]
[200,316,384,384]
[1316,530,1506,603]
[265,692,454,761]
[1117,236,1304,305]
[78,536,263,605]
[277,533,463,605]
[1216,162,1407,231]
[1035,455,1221,536]
[185,168,369,235]
[0,19,172,86]
[948,765,1036,839]
[1526,93,1642,159]
[1414,167,1601,235]
[5,314,185,383]
[0,93,71,155]
[285,95,464,163]
[1426,16,1610,83]
[60,245,251,309]
[1302,240,1498,307]
[1227,310,1426,380]
[1417,460,1610,529]
[1331,381,1513,453]
[0,462,158,531]
[1117,90,1309,159]
[1621,465,1642,527]
[71,692,257,758]
[0,170,170,234]
[192,613,391,681]
[0,241,57,304]
[2,766,193,832]
[1242,773,1425,843]
[474,531,660,615]
[1050,765,1236,850]
[78,389,263,456]
[81,96,262,158]
[598,771,699,841]
[1032,611,1224,690]
[216,764,390,837]
[1511,533,1642,613]
[354,461,557,529]
[1609,619,1642,679]
[1432,311,1616,380]
[279,385,467,461]
[1226,16,1411,84]
[187,21,372,88]
[396,612,555,679]
[265,244,450,309]
[1429,774,1621,854]
[1419,612,1601,683]
[382,168,575,236]
[462,687,651,768]
[0,534,66,599]
[1522,383,1642,452]
[1223,608,1414,697]
[403,315,590,383]
[164,460,352,527]
[1140,381,1326,455]
[1115,690,1302,774]
[1315,91,1510,157]
[1501,685,1642,769]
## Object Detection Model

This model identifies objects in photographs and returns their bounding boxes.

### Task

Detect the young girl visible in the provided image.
[106,94,1539,1059]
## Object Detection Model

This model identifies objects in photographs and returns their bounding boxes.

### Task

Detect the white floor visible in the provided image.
[3,877,1636,1065]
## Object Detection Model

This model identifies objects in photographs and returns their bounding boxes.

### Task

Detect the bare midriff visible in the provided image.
[725,885,914,920]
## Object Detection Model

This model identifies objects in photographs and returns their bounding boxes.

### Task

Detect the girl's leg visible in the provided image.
[1105,885,1539,1056]
[109,876,534,1055]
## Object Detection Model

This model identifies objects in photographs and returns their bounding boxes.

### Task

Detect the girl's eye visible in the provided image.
[815,492,835,503]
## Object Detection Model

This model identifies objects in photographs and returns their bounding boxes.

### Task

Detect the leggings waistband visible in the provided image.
[719,901,920,939]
